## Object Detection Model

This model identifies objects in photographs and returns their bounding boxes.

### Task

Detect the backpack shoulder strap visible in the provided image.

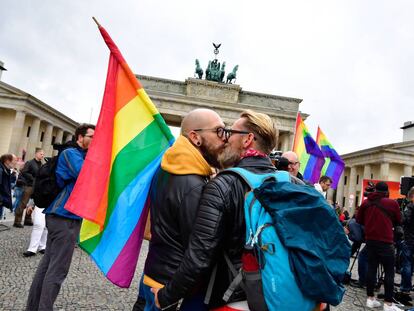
[223,167,290,190]
[366,199,395,223]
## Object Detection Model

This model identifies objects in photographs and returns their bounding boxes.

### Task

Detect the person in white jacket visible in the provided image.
[23,199,47,257]
[314,175,332,199]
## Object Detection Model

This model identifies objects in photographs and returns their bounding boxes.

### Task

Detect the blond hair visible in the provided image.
[240,109,278,153]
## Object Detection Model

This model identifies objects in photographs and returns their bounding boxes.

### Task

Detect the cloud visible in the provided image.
[1,0,413,154]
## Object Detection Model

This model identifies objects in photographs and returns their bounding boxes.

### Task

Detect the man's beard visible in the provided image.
[218,144,242,169]
[199,143,222,169]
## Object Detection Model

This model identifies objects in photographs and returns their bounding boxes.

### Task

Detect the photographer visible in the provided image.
[356,181,402,310]
[399,186,414,295]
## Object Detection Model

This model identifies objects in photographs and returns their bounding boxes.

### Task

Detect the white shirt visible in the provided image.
[314,182,327,199]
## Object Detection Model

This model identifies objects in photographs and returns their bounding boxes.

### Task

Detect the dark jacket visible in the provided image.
[16,158,42,187]
[44,145,86,219]
[158,156,276,309]
[402,202,414,245]
[356,192,401,244]
[0,163,12,210]
[144,170,208,284]
[143,135,212,287]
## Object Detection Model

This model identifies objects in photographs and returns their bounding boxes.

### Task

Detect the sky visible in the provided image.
[1,0,413,154]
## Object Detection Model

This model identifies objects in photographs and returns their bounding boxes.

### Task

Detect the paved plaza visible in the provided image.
[0,211,412,310]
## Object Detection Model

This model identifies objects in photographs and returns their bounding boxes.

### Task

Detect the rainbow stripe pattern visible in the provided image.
[65,24,174,287]
[293,113,325,184]
[316,127,345,189]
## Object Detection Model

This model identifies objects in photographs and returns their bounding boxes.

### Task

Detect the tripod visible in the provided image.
[343,243,361,285]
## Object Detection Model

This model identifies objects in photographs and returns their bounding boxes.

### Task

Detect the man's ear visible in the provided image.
[187,131,200,146]
[243,133,255,148]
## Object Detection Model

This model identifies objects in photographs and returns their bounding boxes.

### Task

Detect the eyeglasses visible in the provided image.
[84,135,94,139]
[225,129,256,141]
[289,161,300,166]
[193,127,226,139]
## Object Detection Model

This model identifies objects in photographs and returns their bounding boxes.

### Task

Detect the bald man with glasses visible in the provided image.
[139,108,226,311]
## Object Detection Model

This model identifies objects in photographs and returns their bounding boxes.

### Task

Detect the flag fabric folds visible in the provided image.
[293,114,325,184]
[316,127,345,189]
[65,23,174,287]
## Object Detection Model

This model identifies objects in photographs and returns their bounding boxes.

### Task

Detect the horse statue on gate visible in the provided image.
[205,60,212,80]
[194,59,203,79]
[219,61,226,83]
[226,65,239,84]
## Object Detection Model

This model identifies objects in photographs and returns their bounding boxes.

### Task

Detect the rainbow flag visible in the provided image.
[65,21,174,287]
[293,113,325,184]
[316,127,345,189]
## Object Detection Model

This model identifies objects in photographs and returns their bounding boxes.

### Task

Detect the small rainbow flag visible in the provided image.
[65,20,174,287]
[316,126,345,189]
[293,113,325,184]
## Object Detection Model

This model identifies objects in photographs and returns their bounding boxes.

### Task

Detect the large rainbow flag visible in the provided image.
[293,113,325,184]
[316,126,345,189]
[65,21,174,287]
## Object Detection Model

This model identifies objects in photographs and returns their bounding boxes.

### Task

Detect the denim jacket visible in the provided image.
[44,146,86,219]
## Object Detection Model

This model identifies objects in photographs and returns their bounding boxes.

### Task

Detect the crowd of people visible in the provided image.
[343,179,414,311]
[1,108,413,311]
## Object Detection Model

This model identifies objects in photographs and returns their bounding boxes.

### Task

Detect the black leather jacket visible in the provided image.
[158,156,276,309]
[0,163,12,209]
[403,202,414,245]
[144,168,208,285]
[16,158,42,187]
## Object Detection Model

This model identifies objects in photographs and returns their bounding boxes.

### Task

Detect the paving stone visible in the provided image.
[1,215,412,310]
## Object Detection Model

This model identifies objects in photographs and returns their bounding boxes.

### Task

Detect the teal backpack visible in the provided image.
[223,167,350,311]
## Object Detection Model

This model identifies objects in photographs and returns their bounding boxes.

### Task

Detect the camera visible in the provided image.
[269,151,290,171]
[363,181,375,197]
[400,176,414,196]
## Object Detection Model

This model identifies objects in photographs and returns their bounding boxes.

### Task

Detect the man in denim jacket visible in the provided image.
[26,123,95,311]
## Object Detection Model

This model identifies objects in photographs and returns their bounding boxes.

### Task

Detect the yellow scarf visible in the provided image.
[161,135,213,176]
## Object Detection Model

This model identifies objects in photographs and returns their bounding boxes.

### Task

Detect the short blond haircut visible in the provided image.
[240,109,278,154]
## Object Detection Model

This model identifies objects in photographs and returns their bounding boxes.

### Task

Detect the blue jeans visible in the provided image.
[400,242,414,292]
[12,186,23,213]
[358,245,368,286]
[142,283,208,311]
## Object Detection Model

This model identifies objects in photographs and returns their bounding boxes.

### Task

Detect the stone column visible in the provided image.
[404,165,413,177]
[42,123,54,157]
[55,129,64,144]
[280,132,289,151]
[8,110,26,157]
[26,117,41,160]
[346,166,357,212]
[336,172,345,206]
[65,134,73,143]
[53,129,64,156]
[380,162,390,180]
[327,189,334,202]
[363,164,371,180]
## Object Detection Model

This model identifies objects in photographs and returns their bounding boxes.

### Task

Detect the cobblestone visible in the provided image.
[0,213,412,310]
[0,214,146,311]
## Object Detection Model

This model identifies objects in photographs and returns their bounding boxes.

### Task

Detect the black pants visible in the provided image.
[26,214,81,311]
[366,240,395,303]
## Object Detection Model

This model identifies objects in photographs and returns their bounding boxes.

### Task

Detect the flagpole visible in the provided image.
[292,112,300,151]
[92,17,100,27]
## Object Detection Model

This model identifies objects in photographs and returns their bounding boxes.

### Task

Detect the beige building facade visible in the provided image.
[336,138,414,215]
[1,72,304,162]
[0,81,78,160]
[138,75,305,151]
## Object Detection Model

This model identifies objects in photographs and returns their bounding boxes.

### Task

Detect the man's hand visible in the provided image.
[344,226,350,235]
[151,287,161,308]
[26,205,34,215]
